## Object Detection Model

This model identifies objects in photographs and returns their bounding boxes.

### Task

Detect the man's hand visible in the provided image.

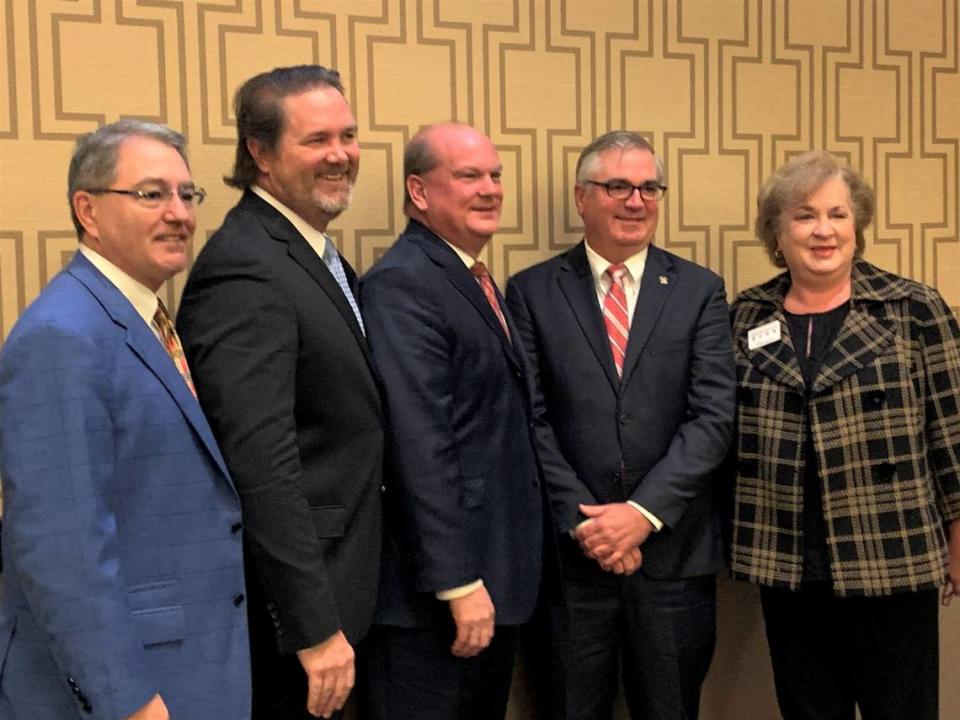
[448,584,495,658]
[296,630,355,718]
[609,546,643,575]
[943,518,960,607]
[576,503,654,568]
[125,694,169,720]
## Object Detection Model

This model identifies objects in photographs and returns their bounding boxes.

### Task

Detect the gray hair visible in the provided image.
[575,130,664,186]
[68,119,188,238]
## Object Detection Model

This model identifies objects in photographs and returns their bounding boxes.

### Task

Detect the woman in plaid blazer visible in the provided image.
[729,150,960,720]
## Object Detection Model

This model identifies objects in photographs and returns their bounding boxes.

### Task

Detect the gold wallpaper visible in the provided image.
[2,0,960,341]
[2,1,960,717]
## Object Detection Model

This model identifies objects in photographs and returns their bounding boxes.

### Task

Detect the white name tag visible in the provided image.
[747,320,781,350]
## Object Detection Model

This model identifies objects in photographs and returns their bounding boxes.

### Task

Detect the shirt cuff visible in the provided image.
[627,501,663,531]
[436,579,484,600]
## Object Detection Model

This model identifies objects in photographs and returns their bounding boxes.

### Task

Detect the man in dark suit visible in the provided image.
[359,123,543,720]
[505,131,736,720]
[177,66,383,720]
[0,119,250,720]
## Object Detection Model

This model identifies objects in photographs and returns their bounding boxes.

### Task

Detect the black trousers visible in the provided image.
[360,621,519,720]
[548,572,716,720]
[760,584,939,720]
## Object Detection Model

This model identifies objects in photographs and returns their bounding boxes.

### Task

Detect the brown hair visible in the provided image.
[755,150,875,268]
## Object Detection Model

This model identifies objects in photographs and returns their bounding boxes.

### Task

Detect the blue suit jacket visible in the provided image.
[506,241,736,580]
[0,253,250,719]
[360,220,544,628]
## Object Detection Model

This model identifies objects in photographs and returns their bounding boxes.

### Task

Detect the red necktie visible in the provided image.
[471,261,511,341]
[603,263,629,378]
[154,299,197,397]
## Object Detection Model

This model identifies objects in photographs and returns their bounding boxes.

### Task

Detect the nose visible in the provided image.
[162,193,193,222]
[478,173,502,197]
[813,214,833,237]
[326,138,351,165]
[624,186,645,208]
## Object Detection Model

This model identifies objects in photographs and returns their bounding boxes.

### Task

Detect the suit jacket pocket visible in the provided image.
[649,339,689,355]
[310,505,346,538]
[132,606,186,647]
[128,580,185,646]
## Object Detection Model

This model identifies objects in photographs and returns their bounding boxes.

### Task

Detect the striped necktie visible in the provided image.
[603,263,629,378]
[471,261,511,341]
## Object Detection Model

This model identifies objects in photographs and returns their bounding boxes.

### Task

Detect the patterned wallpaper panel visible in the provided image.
[2,0,958,343]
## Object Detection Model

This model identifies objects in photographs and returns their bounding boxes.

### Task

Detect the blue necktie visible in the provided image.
[321,235,365,336]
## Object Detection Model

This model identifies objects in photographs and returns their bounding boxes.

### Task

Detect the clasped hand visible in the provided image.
[575,502,654,576]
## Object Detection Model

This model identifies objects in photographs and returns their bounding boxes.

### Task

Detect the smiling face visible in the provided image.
[575,147,660,263]
[74,135,196,291]
[777,175,857,289]
[406,125,503,258]
[251,85,359,231]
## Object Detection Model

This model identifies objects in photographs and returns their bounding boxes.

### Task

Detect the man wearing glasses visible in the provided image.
[0,119,250,719]
[505,131,736,720]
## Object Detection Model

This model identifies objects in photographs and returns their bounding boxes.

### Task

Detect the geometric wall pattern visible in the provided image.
[2,0,959,344]
[2,3,960,717]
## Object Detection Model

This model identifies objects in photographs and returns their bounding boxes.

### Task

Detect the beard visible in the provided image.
[316,183,354,217]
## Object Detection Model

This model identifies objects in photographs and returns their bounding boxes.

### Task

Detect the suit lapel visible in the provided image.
[811,263,903,393]
[737,305,806,392]
[407,222,520,370]
[240,192,371,359]
[620,246,676,386]
[555,242,620,391]
[67,253,233,482]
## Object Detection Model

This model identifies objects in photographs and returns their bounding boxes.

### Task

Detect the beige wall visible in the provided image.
[2,0,960,717]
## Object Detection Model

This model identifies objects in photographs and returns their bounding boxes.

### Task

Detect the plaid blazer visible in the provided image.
[729,260,960,596]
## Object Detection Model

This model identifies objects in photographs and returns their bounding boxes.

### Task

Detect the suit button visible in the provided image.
[82,701,93,714]
[234,594,245,607]
[619,413,629,424]
[67,676,78,690]
[380,485,387,493]
[231,522,243,534]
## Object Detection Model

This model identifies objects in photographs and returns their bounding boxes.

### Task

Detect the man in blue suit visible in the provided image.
[359,123,544,720]
[0,120,250,720]
[505,131,736,720]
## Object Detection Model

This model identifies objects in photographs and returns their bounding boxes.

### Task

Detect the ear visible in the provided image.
[573,184,587,217]
[72,191,99,240]
[247,138,273,175]
[406,175,428,211]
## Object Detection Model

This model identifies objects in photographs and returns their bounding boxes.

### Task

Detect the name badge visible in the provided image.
[747,320,781,350]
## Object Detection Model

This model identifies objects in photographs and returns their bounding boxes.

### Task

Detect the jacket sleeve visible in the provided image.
[627,275,737,527]
[0,324,157,719]
[915,288,960,522]
[505,276,600,533]
[178,257,340,653]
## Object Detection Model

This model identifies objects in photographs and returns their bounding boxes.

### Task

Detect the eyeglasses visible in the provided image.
[585,180,667,202]
[85,185,207,208]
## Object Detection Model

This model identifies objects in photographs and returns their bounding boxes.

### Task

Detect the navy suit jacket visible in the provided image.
[360,220,543,628]
[506,241,736,579]
[0,252,250,720]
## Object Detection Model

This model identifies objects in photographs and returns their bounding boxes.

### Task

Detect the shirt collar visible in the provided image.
[252,184,329,258]
[79,244,158,327]
[583,239,648,286]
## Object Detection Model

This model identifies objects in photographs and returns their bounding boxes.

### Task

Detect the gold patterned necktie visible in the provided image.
[153,299,197,397]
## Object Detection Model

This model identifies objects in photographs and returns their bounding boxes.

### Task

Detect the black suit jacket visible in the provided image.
[506,241,735,579]
[178,190,384,653]
[360,220,543,628]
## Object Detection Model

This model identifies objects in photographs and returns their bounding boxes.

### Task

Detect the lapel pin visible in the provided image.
[659,275,669,285]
